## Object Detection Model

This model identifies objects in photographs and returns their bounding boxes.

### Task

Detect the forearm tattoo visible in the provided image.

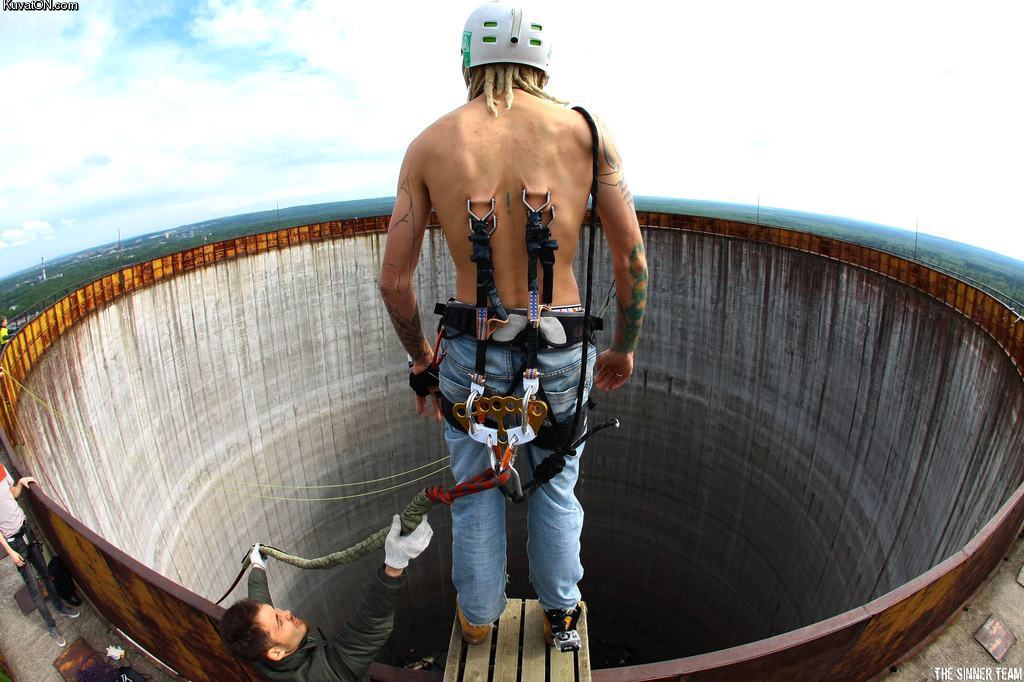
[612,242,648,353]
[384,300,431,363]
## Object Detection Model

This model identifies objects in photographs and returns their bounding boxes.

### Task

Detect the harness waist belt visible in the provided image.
[435,302,601,347]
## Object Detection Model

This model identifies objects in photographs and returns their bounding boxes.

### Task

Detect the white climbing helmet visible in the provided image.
[461,2,551,73]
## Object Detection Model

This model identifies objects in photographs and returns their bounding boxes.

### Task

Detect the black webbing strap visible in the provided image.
[566,105,600,449]
[524,198,557,374]
[468,202,505,380]
[505,105,605,503]
[524,199,559,307]
[214,564,249,605]
[468,204,507,322]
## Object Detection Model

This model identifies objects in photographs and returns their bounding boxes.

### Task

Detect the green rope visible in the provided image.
[260,490,437,570]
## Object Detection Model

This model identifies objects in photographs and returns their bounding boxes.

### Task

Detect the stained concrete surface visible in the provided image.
[11,227,1024,666]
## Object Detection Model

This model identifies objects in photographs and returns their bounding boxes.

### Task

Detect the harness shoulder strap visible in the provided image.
[565,105,600,448]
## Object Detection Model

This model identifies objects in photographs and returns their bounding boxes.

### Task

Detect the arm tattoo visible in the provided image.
[382,173,423,294]
[384,300,431,363]
[391,175,416,232]
[612,242,648,353]
[597,124,636,211]
[381,170,430,361]
[600,175,635,211]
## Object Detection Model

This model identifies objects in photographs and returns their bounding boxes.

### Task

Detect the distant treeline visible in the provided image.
[641,197,1024,311]
[0,198,395,322]
[2,197,1022,324]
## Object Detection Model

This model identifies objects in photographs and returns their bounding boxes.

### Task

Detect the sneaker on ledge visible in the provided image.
[49,626,66,647]
[544,604,582,650]
[57,603,80,618]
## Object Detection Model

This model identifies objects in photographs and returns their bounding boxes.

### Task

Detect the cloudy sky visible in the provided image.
[1,1,1022,278]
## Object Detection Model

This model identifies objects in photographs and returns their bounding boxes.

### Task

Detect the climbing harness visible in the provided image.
[436,104,617,505]
[438,189,561,502]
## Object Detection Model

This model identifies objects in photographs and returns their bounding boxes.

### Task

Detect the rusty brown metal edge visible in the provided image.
[1,211,1022,681]
[0,426,260,681]
[590,485,1024,682]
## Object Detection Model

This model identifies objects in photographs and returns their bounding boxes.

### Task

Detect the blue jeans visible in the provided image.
[438,331,596,625]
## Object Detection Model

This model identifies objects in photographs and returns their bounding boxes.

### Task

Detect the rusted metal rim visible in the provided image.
[1,210,1022,681]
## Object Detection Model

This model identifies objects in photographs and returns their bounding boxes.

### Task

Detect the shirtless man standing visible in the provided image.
[379,1,647,647]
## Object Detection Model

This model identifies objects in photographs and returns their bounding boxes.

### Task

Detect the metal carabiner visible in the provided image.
[505,465,524,500]
[464,380,484,437]
[520,376,539,440]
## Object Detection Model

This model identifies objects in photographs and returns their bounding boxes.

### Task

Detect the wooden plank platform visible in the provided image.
[443,599,590,682]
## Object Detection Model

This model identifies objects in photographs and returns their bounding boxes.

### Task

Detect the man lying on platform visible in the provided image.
[218,516,432,681]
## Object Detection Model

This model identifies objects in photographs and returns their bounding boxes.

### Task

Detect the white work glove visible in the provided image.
[384,515,433,570]
[248,543,267,570]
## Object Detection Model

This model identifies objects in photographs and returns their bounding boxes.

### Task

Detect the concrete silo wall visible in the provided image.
[2,213,1023,680]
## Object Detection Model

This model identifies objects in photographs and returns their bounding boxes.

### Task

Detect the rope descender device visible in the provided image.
[454,388,548,499]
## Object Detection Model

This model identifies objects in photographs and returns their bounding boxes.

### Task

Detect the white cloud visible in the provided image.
[0,221,55,249]
[0,0,1022,275]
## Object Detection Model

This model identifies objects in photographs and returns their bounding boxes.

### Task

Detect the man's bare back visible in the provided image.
[381,88,646,413]
[417,91,594,308]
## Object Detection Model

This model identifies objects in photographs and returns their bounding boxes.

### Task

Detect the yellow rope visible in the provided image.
[8,402,73,514]
[221,455,451,489]
[6,372,143,466]
[4,370,451,498]
[217,465,451,502]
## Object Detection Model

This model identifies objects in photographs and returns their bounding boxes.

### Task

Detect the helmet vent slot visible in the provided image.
[531,24,542,31]
[530,39,541,46]
[483,36,497,43]
[484,21,498,27]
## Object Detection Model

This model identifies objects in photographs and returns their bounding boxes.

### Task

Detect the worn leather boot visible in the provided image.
[457,601,491,646]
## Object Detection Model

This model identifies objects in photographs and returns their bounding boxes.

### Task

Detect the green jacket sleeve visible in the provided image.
[324,567,406,681]
[247,567,274,607]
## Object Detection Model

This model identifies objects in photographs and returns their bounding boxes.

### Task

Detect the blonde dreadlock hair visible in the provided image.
[463,63,566,117]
